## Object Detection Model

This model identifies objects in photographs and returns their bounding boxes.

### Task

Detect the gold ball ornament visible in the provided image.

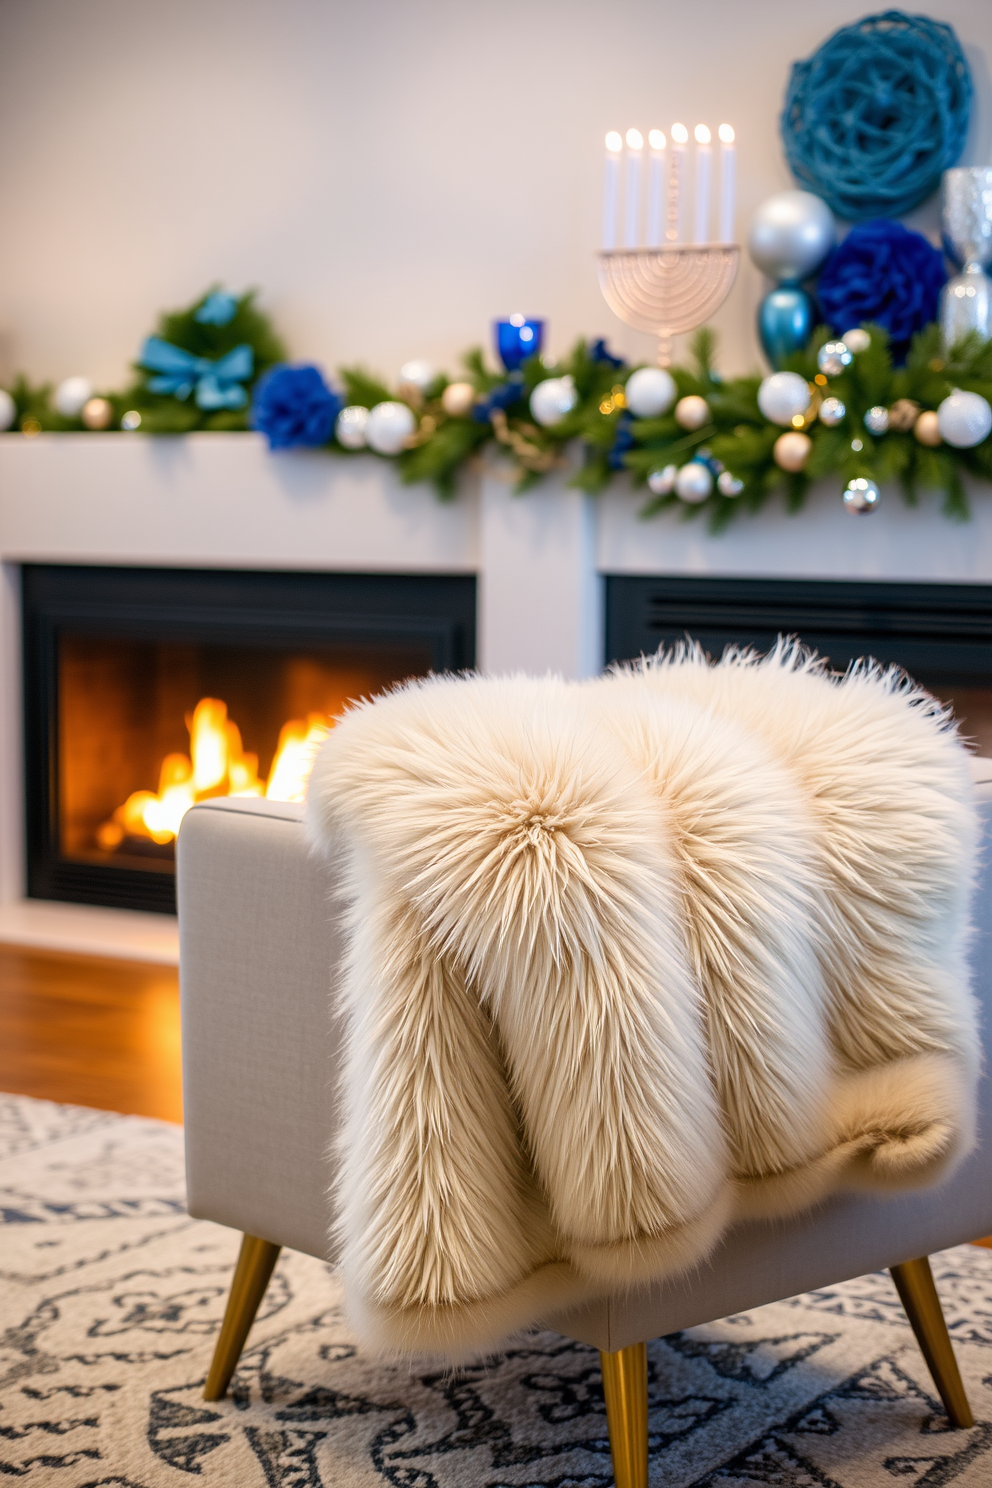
[81,397,113,430]
[441,381,476,418]
[773,430,812,472]
[674,394,710,430]
[888,398,920,433]
[914,410,942,447]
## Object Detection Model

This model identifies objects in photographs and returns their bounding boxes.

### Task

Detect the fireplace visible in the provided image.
[606,575,992,755]
[23,565,476,914]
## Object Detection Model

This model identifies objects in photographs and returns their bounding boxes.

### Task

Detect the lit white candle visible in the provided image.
[718,123,736,242]
[624,128,644,247]
[646,129,666,248]
[602,131,622,249]
[693,124,712,244]
[668,123,688,242]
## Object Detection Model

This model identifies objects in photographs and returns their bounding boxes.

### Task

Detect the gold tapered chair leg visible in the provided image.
[890,1256,973,1428]
[600,1341,648,1488]
[204,1233,282,1401]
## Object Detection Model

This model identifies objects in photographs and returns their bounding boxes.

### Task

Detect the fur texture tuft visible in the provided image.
[305,652,979,1360]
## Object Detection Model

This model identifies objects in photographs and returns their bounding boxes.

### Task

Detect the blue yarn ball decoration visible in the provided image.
[816,219,946,360]
[251,364,341,449]
[781,10,971,220]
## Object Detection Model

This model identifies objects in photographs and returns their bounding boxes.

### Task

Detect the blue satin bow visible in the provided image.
[139,336,254,409]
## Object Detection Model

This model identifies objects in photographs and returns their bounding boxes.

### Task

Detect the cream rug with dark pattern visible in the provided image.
[3,1093,992,1487]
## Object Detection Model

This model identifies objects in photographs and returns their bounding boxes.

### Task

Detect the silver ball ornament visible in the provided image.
[842,328,871,354]
[530,375,578,427]
[54,376,93,418]
[864,405,890,435]
[336,405,370,449]
[441,381,476,418]
[647,464,678,495]
[747,190,835,283]
[843,477,880,514]
[819,396,846,427]
[625,366,676,418]
[817,340,852,377]
[674,461,713,503]
[674,394,710,430]
[937,388,992,449]
[757,371,809,427]
[773,430,812,472]
[717,470,744,497]
[0,388,15,432]
[366,400,417,455]
[120,409,142,431]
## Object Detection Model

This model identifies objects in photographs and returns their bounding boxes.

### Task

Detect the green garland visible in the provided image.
[6,286,992,527]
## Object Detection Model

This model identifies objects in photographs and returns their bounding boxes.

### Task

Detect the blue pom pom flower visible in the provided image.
[251,364,341,449]
[816,220,946,360]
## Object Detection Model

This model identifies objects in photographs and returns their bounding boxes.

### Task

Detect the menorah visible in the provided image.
[598,125,740,366]
[597,243,740,368]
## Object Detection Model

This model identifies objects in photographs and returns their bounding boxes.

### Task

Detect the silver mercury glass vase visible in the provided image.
[941,167,992,350]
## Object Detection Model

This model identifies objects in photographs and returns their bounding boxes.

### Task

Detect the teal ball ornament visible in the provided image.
[748,190,835,284]
[758,286,815,368]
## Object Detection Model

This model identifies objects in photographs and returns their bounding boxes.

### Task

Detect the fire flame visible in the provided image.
[96,697,331,851]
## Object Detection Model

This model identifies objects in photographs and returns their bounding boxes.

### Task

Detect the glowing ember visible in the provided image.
[96,697,331,851]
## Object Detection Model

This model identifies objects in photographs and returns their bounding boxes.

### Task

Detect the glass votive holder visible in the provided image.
[495,315,544,371]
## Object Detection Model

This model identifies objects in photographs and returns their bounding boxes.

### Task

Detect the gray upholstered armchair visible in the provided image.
[178,769,992,1488]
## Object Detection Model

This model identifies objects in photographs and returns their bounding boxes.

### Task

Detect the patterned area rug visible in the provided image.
[3,1093,992,1486]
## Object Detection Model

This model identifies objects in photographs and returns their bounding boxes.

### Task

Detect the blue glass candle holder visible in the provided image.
[495,316,544,371]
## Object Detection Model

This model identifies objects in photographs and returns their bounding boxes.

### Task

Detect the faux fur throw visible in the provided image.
[305,646,980,1360]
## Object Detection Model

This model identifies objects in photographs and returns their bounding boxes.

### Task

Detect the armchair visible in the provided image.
[178,773,992,1488]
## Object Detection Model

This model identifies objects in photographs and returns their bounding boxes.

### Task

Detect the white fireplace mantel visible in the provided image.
[4,430,992,960]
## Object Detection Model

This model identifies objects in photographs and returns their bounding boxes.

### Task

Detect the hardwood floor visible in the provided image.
[0,943,182,1123]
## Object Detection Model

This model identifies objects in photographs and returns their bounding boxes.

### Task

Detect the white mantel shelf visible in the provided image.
[4,431,992,960]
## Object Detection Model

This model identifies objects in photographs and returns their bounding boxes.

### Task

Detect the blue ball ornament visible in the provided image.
[816,219,946,361]
[758,286,815,368]
[781,10,972,220]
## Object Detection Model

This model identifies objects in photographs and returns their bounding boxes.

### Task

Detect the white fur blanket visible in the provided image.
[305,646,980,1360]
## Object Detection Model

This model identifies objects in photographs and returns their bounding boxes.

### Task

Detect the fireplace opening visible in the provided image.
[606,575,992,755]
[24,565,476,914]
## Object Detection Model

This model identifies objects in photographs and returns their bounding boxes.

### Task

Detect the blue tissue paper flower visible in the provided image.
[816,220,946,360]
[590,338,626,369]
[251,364,341,449]
[473,373,526,423]
[607,412,635,470]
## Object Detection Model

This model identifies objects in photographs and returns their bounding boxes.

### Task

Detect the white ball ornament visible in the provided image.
[937,389,992,449]
[842,328,871,354]
[674,394,710,430]
[757,371,810,427]
[0,388,15,432]
[441,381,476,418]
[647,464,678,495]
[674,461,713,503]
[530,375,578,428]
[397,360,436,397]
[365,400,416,455]
[336,405,370,449]
[624,366,676,418]
[748,190,835,283]
[54,376,93,418]
[773,431,812,472]
[843,477,880,514]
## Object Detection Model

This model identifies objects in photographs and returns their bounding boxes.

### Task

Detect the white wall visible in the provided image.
[0,0,989,392]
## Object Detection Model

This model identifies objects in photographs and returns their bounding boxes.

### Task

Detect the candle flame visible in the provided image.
[718,123,735,144]
[670,123,689,144]
[694,124,712,145]
[648,129,666,150]
[605,131,623,152]
[625,128,644,151]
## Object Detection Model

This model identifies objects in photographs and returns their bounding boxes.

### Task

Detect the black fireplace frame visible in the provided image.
[23,564,476,915]
[605,574,992,684]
